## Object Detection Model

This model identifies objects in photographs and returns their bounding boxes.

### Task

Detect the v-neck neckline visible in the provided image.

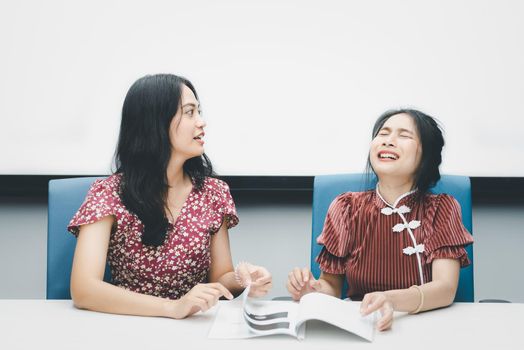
[167,182,195,226]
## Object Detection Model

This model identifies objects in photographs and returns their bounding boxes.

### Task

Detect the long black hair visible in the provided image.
[114,74,215,246]
[366,108,445,195]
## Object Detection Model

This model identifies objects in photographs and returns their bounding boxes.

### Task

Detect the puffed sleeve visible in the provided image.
[209,179,239,234]
[424,194,474,267]
[67,178,120,237]
[315,193,353,274]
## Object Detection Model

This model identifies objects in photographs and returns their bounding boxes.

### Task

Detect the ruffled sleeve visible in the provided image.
[208,178,239,234]
[67,177,120,237]
[315,193,353,274]
[424,194,474,267]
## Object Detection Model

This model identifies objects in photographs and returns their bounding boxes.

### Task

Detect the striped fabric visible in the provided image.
[316,190,473,300]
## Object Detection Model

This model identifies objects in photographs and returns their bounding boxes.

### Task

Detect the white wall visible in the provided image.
[1,0,524,176]
[1,0,523,303]
[1,195,523,302]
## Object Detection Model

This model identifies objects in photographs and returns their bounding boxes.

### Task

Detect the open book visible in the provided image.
[208,286,376,341]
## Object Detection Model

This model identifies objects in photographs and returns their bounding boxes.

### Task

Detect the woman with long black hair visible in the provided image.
[68,74,271,319]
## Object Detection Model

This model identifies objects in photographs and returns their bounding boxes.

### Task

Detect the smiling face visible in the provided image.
[169,84,206,160]
[369,113,422,183]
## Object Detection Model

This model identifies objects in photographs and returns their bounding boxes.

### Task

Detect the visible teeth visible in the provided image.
[380,153,397,159]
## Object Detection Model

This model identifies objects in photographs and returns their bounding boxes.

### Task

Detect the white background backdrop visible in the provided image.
[1,0,523,176]
[1,1,523,303]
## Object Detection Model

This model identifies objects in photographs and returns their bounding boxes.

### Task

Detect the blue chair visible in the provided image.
[310,174,474,302]
[47,177,111,299]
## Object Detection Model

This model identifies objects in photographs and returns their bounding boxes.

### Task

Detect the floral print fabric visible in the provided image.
[68,174,238,300]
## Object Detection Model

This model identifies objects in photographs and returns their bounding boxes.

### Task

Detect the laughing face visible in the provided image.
[169,84,206,160]
[370,113,422,182]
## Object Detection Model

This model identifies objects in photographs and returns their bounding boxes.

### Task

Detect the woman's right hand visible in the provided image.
[169,283,233,319]
[286,267,322,301]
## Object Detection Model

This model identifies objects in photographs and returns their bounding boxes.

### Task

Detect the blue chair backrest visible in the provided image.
[311,174,474,302]
[47,177,111,299]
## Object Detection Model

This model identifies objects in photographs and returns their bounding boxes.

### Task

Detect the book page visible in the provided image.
[208,287,253,339]
[296,293,376,342]
[243,295,300,337]
[208,286,301,339]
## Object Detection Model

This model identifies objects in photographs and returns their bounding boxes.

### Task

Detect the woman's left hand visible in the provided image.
[360,292,394,331]
[235,262,272,297]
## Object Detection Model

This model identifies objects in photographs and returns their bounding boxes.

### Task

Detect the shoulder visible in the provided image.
[88,174,122,197]
[329,190,372,210]
[201,177,237,221]
[200,177,234,205]
[328,192,352,212]
[202,177,231,194]
[420,193,465,226]
[98,173,122,189]
[424,193,461,211]
[68,174,124,234]
[82,174,123,209]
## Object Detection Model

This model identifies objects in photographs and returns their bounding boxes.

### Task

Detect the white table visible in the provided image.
[0,300,522,349]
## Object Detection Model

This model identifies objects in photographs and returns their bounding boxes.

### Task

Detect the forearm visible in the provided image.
[384,280,456,313]
[214,271,244,297]
[317,273,344,298]
[71,278,174,318]
[316,279,339,297]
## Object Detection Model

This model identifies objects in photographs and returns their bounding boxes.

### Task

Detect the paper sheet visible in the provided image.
[208,287,373,341]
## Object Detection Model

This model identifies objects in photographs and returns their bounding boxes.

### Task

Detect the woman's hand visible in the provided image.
[286,267,322,301]
[170,282,233,319]
[235,262,272,297]
[360,292,394,331]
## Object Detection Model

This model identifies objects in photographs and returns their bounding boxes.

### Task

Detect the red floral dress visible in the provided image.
[68,174,238,300]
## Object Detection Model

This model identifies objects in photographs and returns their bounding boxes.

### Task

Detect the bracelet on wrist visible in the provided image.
[409,285,425,314]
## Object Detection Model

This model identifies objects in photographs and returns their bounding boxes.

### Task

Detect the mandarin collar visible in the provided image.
[374,184,418,210]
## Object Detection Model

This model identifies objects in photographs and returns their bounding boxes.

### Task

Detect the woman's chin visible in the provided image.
[374,167,408,180]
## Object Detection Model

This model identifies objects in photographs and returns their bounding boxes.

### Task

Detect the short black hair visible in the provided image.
[367,108,445,195]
